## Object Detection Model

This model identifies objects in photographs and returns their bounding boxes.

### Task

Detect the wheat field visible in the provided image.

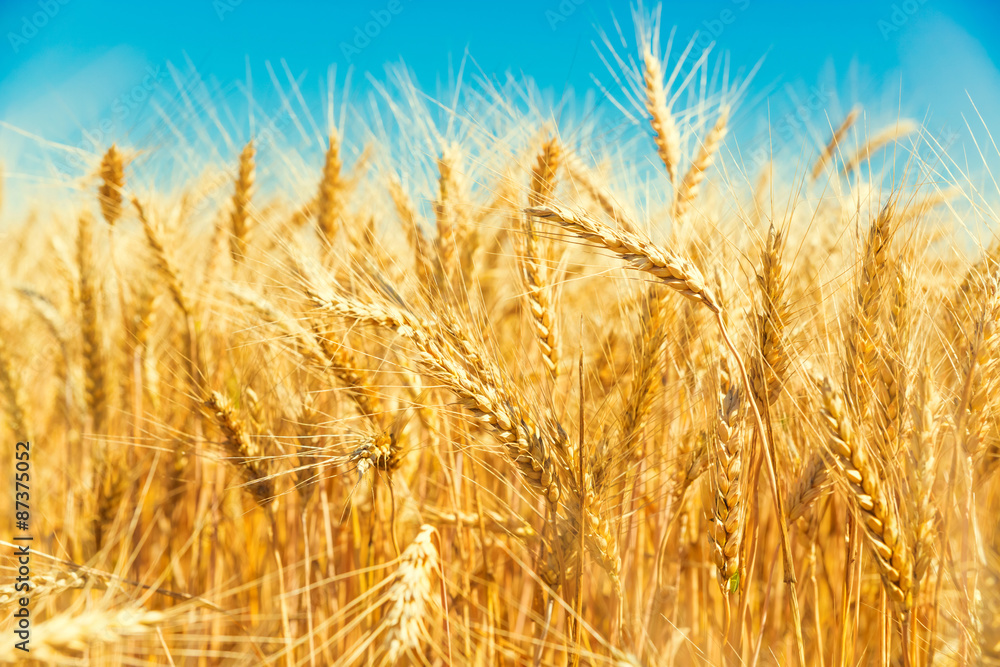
[0,6,998,666]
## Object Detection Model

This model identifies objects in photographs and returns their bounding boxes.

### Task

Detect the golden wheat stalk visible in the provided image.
[525,204,719,312]
[751,224,790,408]
[786,451,830,523]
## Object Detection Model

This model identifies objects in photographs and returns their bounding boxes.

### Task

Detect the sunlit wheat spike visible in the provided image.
[673,106,728,220]
[845,201,894,415]
[709,384,744,592]
[435,144,462,287]
[303,282,563,506]
[841,118,919,174]
[381,525,439,663]
[751,223,790,407]
[811,106,860,179]
[525,204,719,312]
[317,131,343,249]
[229,140,255,265]
[960,269,999,464]
[642,47,681,186]
[132,197,191,319]
[907,366,938,592]
[77,210,107,433]
[204,389,273,506]
[819,377,913,608]
[98,144,125,227]
[0,607,171,663]
[0,330,27,438]
[521,136,562,379]
[786,451,830,523]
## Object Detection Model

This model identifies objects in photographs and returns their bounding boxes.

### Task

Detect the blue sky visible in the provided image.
[1,0,999,195]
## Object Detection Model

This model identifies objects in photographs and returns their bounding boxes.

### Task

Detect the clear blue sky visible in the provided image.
[1,0,999,186]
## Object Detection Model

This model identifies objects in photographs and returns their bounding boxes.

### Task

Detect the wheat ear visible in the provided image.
[204,390,273,506]
[389,175,435,289]
[846,202,894,414]
[0,331,27,438]
[525,205,719,311]
[305,285,562,506]
[786,451,830,523]
[77,211,107,433]
[98,144,125,227]
[435,145,462,287]
[317,131,343,249]
[841,119,919,174]
[0,607,170,663]
[522,137,562,379]
[620,287,669,461]
[381,525,439,663]
[229,140,255,266]
[673,107,728,220]
[751,224,790,407]
[709,385,745,593]
[819,377,914,607]
[907,367,938,592]
[642,48,681,186]
[132,197,190,319]
[811,106,861,179]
